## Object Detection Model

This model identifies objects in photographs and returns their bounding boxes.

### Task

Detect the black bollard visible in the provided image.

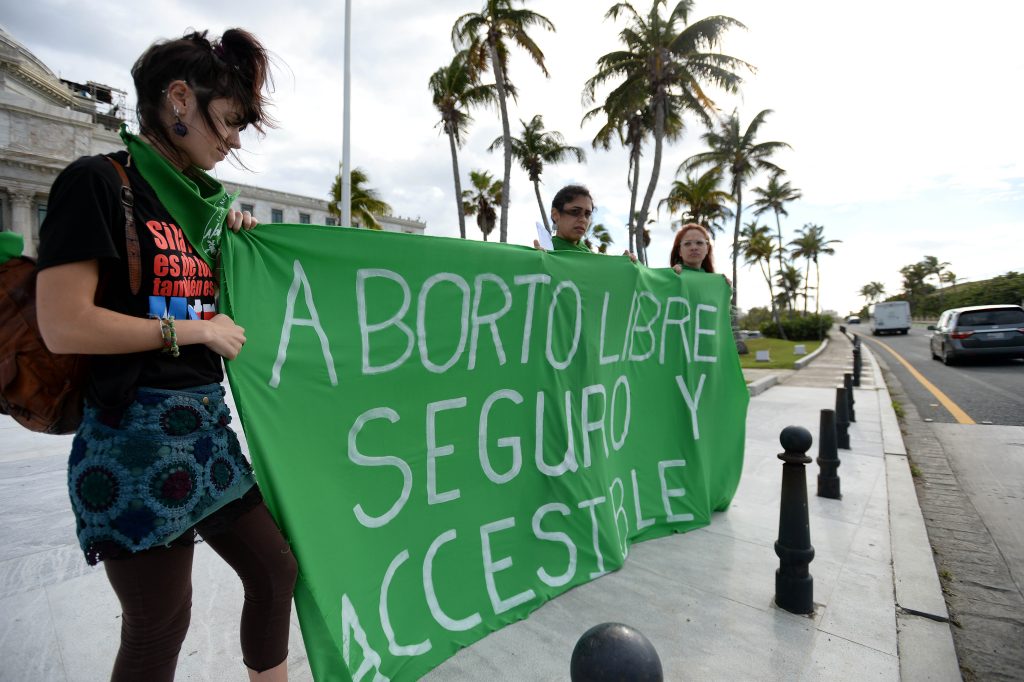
[834,387,851,449]
[774,426,816,615]
[852,346,862,387]
[843,372,856,422]
[816,409,841,499]
[570,622,663,682]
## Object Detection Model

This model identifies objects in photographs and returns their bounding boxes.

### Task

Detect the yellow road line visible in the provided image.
[863,336,976,425]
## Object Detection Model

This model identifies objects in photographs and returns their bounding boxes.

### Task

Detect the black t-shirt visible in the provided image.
[37,151,222,410]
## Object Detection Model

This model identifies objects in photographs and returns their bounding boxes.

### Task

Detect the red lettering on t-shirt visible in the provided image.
[159,222,183,252]
[147,220,169,250]
[154,254,168,277]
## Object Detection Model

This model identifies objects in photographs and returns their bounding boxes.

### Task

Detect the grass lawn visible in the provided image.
[739,337,823,370]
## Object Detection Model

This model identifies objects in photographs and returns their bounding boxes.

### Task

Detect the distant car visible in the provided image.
[928,304,1024,365]
[846,316,861,324]
[740,329,763,339]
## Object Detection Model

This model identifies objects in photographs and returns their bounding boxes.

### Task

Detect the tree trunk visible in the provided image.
[815,259,822,314]
[488,37,512,244]
[447,129,466,239]
[762,260,785,338]
[731,184,742,308]
[533,179,549,233]
[767,260,786,340]
[803,256,810,315]
[774,209,785,285]
[636,100,666,266]
[626,136,641,256]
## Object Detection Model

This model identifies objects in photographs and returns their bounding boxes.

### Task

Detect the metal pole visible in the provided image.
[341,0,352,227]
[774,425,815,615]
[835,387,851,450]
[843,372,856,422]
[816,409,841,499]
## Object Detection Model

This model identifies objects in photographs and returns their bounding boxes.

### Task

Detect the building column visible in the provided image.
[8,190,36,258]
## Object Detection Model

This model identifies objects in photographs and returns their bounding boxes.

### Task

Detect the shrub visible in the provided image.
[740,306,772,330]
[760,313,834,340]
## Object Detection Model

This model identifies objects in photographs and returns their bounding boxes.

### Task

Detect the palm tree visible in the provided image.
[736,220,785,338]
[429,50,497,239]
[940,270,961,289]
[751,171,802,278]
[775,264,804,314]
[462,170,503,241]
[585,223,614,254]
[859,281,886,305]
[329,166,392,229]
[489,114,584,232]
[789,223,841,314]
[583,0,746,265]
[899,262,935,310]
[659,166,733,236]
[682,109,790,306]
[453,0,555,243]
[582,92,656,256]
[920,255,952,307]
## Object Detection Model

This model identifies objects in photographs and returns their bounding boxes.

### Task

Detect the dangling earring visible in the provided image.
[172,106,188,137]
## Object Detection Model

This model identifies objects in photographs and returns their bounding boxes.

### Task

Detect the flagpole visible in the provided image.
[341,0,352,226]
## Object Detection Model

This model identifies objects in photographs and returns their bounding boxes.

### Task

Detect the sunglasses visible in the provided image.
[560,207,594,219]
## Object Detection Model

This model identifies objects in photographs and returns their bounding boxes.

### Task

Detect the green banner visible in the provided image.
[220,225,748,681]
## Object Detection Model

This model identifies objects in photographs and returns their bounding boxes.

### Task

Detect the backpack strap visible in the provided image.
[104,156,141,295]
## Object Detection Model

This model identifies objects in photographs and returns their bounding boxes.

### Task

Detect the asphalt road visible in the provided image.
[853,326,1024,427]
[859,325,1024,679]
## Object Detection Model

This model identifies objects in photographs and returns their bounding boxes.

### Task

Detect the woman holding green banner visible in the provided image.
[671,223,730,287]
[535,184,637,261]
[35,29,296,682]
[548,184,596,252]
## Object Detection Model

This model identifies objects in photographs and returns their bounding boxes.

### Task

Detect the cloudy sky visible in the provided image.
[6,0,1023,316]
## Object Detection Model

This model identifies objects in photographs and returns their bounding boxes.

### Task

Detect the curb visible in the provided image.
[870,347,961,680]
[793,336,829,369]
[746,375,778,396]
[860,344,906,456]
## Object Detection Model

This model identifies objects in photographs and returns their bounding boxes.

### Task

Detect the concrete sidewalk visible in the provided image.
[0,333,960,681]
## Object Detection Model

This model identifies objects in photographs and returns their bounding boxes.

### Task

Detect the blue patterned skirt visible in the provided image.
[68,384,257,565]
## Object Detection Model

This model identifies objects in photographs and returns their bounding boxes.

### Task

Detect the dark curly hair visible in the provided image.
[132,28,275,168]
[551,184,594,212]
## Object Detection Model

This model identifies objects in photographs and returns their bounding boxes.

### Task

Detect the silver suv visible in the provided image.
[928,304,1024,365]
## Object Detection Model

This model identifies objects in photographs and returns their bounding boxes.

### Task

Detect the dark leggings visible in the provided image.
[104,501,298,680]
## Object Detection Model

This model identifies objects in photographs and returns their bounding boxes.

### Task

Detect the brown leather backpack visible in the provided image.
[0,255,90,433]
[0,156,140,434]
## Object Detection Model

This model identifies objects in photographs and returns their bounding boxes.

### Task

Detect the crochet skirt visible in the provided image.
[68,384,257,565]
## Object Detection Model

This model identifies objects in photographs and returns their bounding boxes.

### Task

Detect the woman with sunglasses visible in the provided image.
[535,184,637,261]
[548,184,595,252]
[35,29,296,681]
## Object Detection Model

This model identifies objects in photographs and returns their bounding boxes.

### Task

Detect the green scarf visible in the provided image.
[119,125,238,267]
[551,235,591,253]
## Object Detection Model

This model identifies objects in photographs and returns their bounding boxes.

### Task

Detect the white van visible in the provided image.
[869,301,912,335]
